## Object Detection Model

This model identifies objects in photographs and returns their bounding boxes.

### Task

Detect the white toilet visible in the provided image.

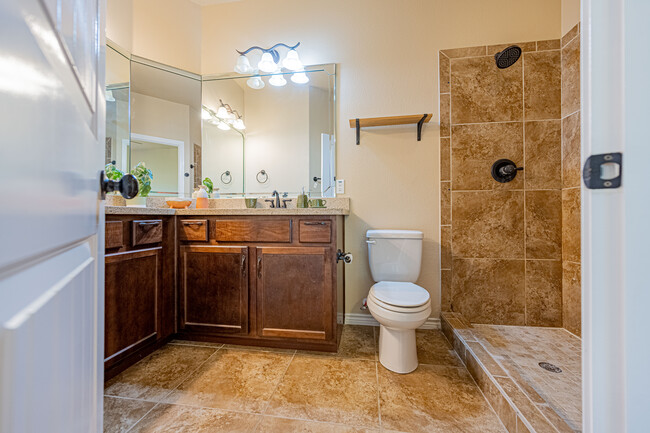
[366,229,431,374]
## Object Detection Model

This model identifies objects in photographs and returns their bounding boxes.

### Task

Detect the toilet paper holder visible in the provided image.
[336,249,353,264]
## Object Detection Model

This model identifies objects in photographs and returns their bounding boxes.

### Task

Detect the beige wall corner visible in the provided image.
[562,0,581,36]
[106,0,133,50]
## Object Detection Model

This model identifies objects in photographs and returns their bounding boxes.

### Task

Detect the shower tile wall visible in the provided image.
[561,23,581,337]
[439,39,563,327]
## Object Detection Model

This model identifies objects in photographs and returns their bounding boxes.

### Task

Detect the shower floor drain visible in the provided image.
[539,362,562,373]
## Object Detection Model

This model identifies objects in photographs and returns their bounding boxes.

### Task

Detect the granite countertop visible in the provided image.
[105,204,349,216]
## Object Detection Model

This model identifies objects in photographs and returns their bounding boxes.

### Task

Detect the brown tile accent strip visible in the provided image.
[440,93,450,137]
[440,137,451,181]
[440,52,450,93]
[442,45,487,58]
[561,23,580,48]
[537,39,561,51]
[488,41,537,55]
[440,181,451,225]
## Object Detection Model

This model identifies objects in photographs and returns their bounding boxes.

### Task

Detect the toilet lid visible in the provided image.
[370,282,430,307]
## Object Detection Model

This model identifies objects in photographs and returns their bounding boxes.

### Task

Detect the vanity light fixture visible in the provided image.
[217,122,230,131]
[235,42,303,80]
[201,107,212,120]
[233,117,246,130]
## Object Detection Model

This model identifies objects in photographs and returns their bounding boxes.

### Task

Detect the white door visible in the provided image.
[0,0,105,432]
[583,0,650,432]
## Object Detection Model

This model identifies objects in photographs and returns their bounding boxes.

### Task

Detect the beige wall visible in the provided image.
[200,0,562,319]
[107,0,563,319]
[562,0,581,36]
[106,0,133,50]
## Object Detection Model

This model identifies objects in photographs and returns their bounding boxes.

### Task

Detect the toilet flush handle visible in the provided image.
[366,240,376,244]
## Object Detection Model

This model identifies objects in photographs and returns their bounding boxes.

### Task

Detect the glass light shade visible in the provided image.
[291,71,309,84]
[105,90,115,102]
[247,76,265,89]
[269,73,287,87]
[282,49,303,71]
[234,55,253,74]
[217,121,230,130]
[201,108,212,120]
[257,52,277,72]
[233,118,246,130]
[216,106,229,119]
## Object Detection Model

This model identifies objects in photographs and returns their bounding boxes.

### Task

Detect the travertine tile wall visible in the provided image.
[439,39,564,327]
[561,24,581,336]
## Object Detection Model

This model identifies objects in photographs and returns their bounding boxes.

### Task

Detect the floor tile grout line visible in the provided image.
[373,326,382,430]
[122,402,161,433]
[258,349,296,420]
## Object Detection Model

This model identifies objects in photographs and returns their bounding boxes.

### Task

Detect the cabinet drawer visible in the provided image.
[299,220,331,243]
[214,220,291,243]
[132,220,163,246]
[179,219,209,241]
[106,221,123,248]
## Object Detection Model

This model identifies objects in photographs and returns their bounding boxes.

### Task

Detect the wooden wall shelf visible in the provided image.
[349,114,432,145]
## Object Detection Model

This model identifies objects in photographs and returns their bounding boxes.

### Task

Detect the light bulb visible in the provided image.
[202,108,212,120]
[257,52,277,73]
[216,106,229,119]
[217,121,230,130]
[234,55,253,74]
[282,49,303,71]
[269,73,287,87]
[233,118,246,130]
[291,71,309,84]
[247,76,265,89]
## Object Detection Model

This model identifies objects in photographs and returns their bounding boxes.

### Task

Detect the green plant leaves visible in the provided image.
[202,177,213,194]
[131,162,153,197]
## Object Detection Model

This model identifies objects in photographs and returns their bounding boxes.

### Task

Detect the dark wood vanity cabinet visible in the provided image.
[256,247,333,341]
[104,213,345,378]
[177,215,344,352]
[180,246,249,334]
[104,216,175,379]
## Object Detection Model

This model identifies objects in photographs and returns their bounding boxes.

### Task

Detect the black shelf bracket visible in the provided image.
[355,118,360,145]
[416,114,427,141]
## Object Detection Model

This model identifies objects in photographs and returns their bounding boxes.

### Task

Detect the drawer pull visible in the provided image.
[241,254,246,274]
[304,221,327,226]
[257,256,262,279]
[138,222,159,226]
[183,221,204,226]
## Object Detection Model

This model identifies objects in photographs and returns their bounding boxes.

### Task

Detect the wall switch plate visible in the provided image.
[336,179,345,194]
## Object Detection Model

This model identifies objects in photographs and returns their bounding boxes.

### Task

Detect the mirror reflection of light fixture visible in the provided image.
[269,72,287,87]
[234,54,253,74]
[233,117,246,130]
[247,76,265,90]
[105,89,115,102]
[291,71,309,84]
[202,102,246,132]
[282,49,303,71]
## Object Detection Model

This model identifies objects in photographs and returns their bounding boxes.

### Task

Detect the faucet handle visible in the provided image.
[264,199,276,208]
[282,199,292,208]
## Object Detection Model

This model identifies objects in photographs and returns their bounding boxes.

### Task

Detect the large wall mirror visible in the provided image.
[105,40,336,199]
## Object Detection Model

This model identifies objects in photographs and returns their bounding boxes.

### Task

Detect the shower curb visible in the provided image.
[441,312,579,433]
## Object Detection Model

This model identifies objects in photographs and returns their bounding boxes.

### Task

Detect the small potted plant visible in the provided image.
[203,177,219,198]
[104,163,126,206]
[128,162,153,206]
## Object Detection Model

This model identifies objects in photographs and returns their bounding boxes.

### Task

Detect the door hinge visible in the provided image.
[583,152,622,189]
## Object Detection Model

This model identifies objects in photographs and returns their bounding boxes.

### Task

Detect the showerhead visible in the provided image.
[494,45,522,69]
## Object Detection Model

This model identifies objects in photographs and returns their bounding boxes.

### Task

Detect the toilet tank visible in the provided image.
[366,230,423,282]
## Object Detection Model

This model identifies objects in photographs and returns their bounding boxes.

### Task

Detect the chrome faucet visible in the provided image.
[271,190,281,209]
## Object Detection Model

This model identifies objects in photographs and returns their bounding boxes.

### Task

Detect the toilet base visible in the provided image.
[378,325,418,374]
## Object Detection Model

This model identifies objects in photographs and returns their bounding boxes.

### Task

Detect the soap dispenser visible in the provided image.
[196,185,209,209]
[297,187,308,208]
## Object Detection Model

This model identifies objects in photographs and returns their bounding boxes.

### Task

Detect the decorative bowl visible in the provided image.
[166,198,192,209]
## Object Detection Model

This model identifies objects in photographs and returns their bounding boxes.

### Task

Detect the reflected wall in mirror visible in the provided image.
[202,64,336,197]
[105,43,130,174]
[130,57,202,197]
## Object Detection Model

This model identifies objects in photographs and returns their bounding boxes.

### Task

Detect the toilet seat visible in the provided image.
[368,292,430,314]
[370,281,430,309]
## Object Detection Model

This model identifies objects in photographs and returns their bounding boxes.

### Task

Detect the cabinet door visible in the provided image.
[180,246,249,334]
[105,248,162,365]
[256,247,333,341]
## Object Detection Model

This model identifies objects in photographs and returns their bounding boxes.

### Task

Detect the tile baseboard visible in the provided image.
[344,313,440,330]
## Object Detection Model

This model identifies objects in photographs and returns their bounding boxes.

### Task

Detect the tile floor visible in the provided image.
[104,326,507,433]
